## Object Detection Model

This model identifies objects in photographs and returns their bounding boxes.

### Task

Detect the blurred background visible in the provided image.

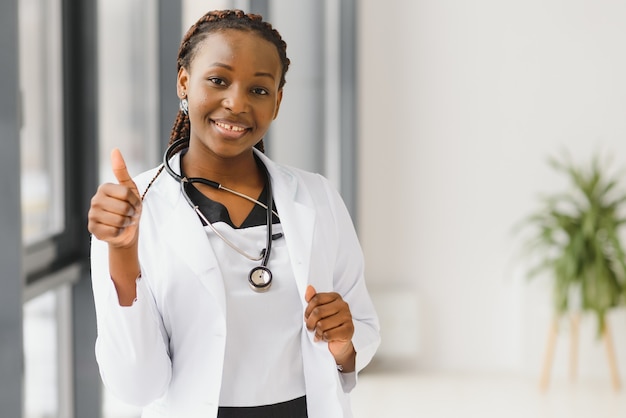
[3,0,626,417]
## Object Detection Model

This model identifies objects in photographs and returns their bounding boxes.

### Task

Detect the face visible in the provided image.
[177,29,283,160]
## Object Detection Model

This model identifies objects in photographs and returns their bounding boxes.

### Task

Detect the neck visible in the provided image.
[181,141,263,188]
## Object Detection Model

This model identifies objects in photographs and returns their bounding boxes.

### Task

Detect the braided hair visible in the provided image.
[141,9,290,200]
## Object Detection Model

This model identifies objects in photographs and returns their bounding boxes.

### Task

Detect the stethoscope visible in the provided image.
[163,138,277,292]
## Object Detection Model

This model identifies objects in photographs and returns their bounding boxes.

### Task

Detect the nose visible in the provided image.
[222,85,249,114]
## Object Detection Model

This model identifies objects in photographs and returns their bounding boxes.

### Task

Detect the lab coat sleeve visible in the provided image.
[90,236,172,406]
[321,175,381,392]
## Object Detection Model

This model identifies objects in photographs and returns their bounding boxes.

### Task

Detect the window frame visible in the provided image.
[0,1,24,415]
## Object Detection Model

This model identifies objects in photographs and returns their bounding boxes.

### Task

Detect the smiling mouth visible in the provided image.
[214,120,247,132]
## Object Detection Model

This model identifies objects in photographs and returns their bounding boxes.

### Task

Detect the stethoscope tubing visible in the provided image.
[163,138,274,268]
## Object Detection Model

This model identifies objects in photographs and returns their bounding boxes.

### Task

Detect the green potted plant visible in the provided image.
[517,152,626,389]
[519,153,626,329]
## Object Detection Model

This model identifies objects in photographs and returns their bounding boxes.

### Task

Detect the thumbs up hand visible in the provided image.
[88,149,142,249]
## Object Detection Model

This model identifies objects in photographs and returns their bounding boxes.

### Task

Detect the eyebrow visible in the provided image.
[210,62,276,81]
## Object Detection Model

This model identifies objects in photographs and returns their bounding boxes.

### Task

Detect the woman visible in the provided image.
[88,9,379,418]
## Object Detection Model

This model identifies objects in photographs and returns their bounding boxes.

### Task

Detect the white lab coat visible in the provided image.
[90,150,380,418]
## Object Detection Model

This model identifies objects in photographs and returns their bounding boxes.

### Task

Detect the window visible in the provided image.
[98,0,159,181]
[23,286,73,418]
[19,0,64,246]
[19,0,75,416]
[23,291,59,418]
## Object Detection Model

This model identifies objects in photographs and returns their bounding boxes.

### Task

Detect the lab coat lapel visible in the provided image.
[255,151,315,299]
[256,152,345,417]
[278,197,315,298]
[159,155,226,315]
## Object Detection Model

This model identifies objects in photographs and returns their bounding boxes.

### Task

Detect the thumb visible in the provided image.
[111,148,139,194]
[305,285,316,303]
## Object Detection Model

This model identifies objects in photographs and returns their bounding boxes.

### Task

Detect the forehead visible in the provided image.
[190,29,281,76]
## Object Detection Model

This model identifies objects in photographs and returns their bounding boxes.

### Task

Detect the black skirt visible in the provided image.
[217,396,307,418]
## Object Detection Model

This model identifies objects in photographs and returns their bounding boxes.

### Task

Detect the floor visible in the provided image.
[350,370,626,418]
[104,369,626,418]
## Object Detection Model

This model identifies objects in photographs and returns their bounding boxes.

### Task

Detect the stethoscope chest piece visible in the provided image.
[249,266,272,292]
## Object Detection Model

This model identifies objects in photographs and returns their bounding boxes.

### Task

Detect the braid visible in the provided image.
[168,110,191,155]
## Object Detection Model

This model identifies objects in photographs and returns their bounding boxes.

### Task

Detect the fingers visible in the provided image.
[304,288,354,343]
[91,183,140,219]
[88,183,140,241]
[90,186,138,225]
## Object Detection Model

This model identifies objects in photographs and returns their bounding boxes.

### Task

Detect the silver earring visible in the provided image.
[179,98,189,115]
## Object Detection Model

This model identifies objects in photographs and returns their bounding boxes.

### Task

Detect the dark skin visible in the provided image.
[305,285,356,372]
[87,28,356,373]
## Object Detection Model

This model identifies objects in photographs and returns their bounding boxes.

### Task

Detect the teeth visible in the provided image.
[216,121,245,132]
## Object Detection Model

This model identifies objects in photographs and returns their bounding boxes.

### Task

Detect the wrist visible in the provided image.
[108,243,140,306]
[333,342,356,373]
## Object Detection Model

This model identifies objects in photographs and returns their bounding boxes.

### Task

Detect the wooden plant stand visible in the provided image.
[539,313,621,391]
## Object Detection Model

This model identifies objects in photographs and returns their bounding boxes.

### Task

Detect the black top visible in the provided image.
[180,153,280,229]
[184,181,279,228]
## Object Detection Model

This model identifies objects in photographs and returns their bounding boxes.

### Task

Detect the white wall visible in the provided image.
[358,0,626,381]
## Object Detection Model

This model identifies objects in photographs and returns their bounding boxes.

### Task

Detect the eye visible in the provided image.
[208,77,227,86]
[251,87,269,96]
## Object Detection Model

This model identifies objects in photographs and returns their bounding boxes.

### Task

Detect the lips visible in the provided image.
[211,119,251,140]
[214,120,247,132]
